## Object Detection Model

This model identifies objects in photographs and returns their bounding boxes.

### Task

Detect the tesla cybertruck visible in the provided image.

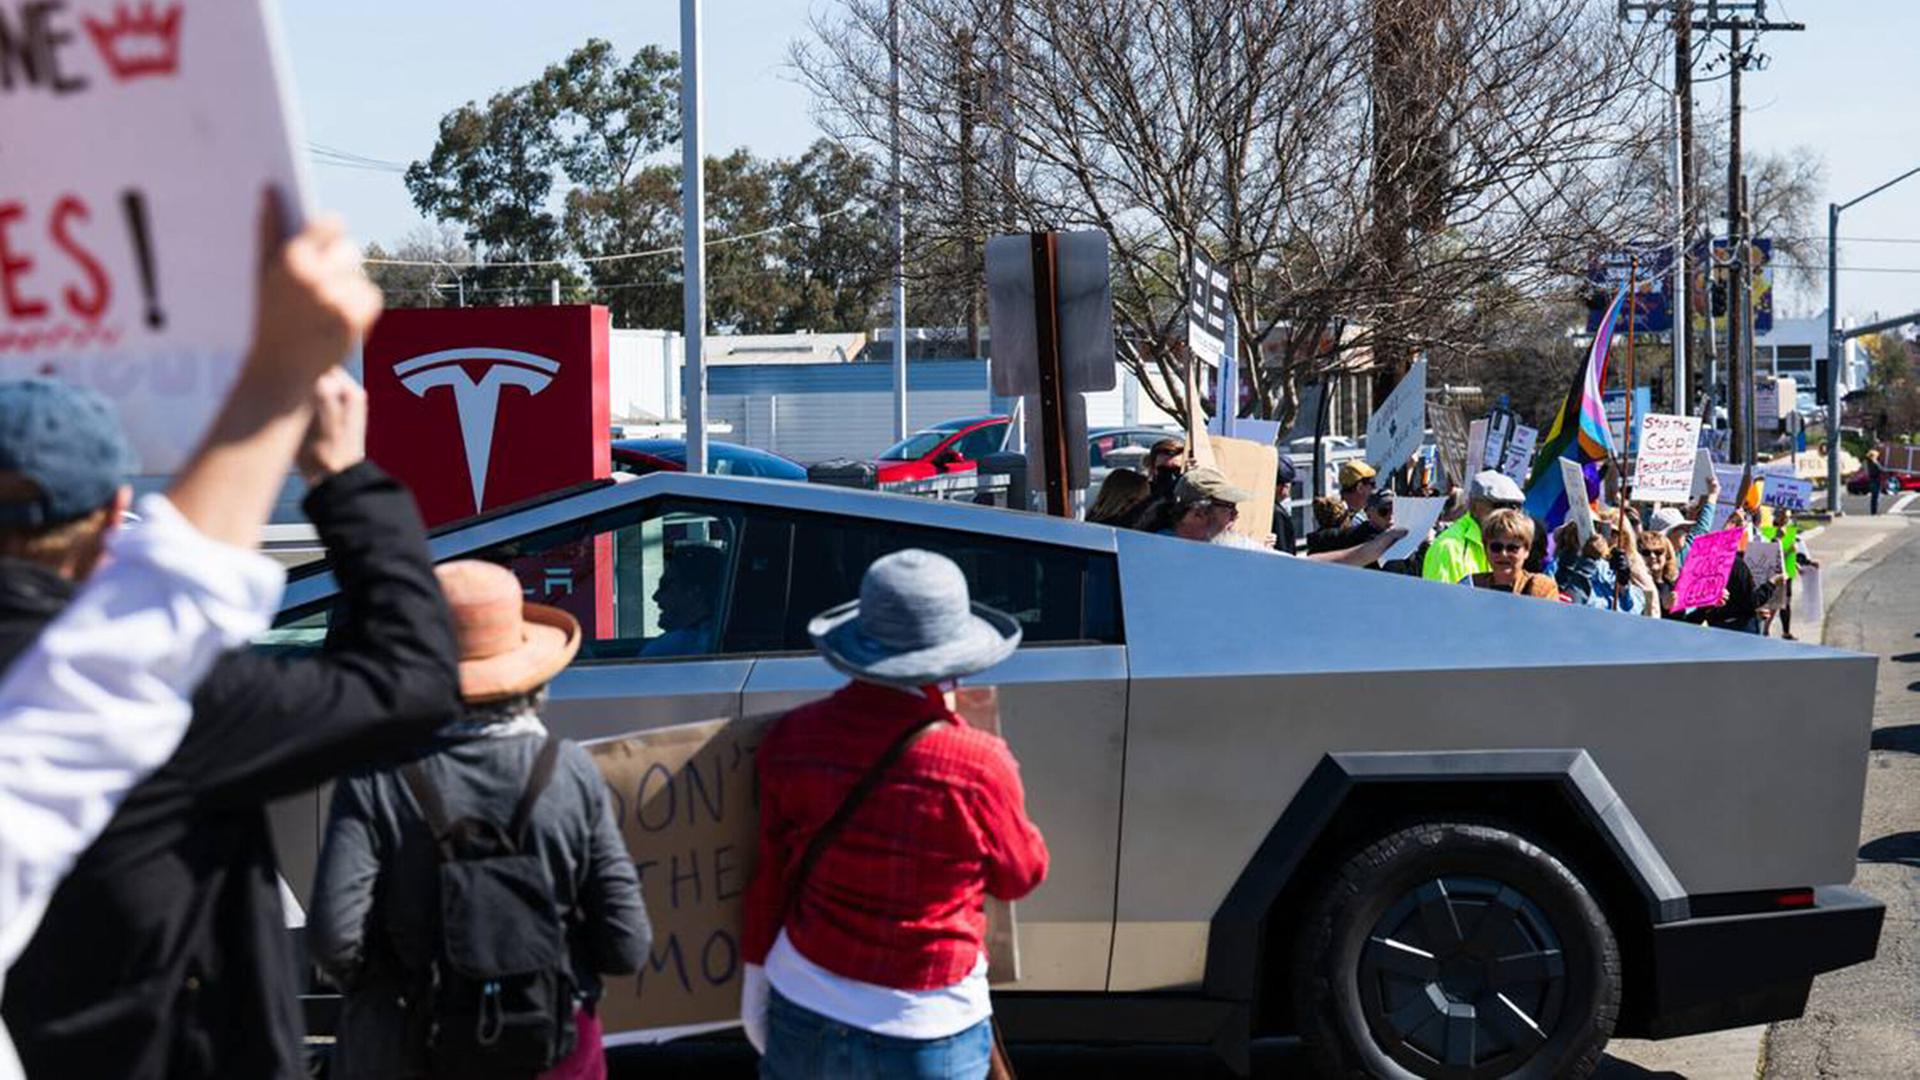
[265,471,1881,1078]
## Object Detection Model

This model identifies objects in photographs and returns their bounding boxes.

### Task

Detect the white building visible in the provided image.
[1751,314,1870,403]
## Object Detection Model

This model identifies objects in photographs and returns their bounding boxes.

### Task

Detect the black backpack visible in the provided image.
[401,737,578,1077]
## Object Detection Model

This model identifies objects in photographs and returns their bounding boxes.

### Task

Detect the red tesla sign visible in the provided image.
[365,305,613,634]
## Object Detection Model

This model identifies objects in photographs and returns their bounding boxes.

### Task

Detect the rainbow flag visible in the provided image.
[1523,287,1625,528]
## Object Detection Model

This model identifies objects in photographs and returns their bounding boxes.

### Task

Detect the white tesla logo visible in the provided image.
[394,348,562,510]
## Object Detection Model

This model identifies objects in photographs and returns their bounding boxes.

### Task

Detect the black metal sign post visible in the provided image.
[1029,232,1072,518]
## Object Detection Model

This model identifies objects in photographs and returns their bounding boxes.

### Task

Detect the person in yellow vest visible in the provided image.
[1761,508,1817,640]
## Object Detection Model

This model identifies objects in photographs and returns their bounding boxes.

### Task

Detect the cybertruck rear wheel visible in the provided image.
[1292,822,1619,1079]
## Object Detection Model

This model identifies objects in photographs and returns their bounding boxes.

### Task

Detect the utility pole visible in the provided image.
[890,0,908,442]
[680,0,708,474]
[1673,0,1693,415]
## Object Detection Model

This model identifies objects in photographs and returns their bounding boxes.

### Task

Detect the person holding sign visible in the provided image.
[309,561,649,1080]
[1468,511,1560,599]
[739,550,1047,1079]
[1760,510,1815,640]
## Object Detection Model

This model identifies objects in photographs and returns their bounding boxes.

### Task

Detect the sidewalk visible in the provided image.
[1599,509,1912,1080]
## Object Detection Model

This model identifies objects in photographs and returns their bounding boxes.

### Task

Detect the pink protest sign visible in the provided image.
[1671,528,1743,612]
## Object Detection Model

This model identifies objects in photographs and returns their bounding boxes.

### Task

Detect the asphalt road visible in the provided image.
[1764,516,1920,1078]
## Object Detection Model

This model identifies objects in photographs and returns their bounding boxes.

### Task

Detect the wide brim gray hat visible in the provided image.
[1647,506,1687,534]
[1468,469,1525,506]
[808,548,1022,688]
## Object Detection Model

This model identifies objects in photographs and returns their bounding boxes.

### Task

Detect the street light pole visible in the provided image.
[889,0,908,442]
[680,0,708,474]
[1826,163,1920,513]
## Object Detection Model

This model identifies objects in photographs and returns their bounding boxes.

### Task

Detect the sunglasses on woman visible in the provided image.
[1487,541,1526,555]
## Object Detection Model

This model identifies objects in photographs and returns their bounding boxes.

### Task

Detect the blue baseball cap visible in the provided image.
[0,379,135,527]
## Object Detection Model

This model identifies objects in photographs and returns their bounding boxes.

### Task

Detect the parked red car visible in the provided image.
[874,415,1010,484]
[1845,466,1920,495]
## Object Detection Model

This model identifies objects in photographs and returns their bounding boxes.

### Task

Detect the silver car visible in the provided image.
[269,472,1881,1078]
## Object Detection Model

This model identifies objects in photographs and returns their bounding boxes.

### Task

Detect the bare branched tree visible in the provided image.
[797,0,1667,431]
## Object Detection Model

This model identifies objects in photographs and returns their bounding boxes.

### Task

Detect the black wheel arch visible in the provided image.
[1206,750,1689,1051]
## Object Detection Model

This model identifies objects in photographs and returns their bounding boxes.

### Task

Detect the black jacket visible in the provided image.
[1683,555,1777,633]
[0,462,459,1080]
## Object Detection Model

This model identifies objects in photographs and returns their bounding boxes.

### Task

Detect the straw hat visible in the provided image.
[808,549,1021,688]
[436,560,581,704]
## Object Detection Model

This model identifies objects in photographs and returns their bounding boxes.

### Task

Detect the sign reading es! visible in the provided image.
[0,0,311,472]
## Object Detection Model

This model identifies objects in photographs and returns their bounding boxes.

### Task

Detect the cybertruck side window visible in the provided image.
[769,509,1123,649]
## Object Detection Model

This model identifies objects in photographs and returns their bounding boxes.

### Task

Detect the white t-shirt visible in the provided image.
[0,496,283,1079]
[752,929,992,1041]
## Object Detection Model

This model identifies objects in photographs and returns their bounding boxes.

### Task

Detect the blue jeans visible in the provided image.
[759,989,993,1080]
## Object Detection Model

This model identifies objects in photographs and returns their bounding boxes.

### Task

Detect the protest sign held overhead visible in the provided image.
[1185,251,1230,369]
[1744,539,1784,585]
[1366,358,1427,473]
[1559,459,1595,542]
[1762,474,1813,512]
[1690,448,1716,498]
[1380,496,1447,564]
[1633,413,1702,504]
[0,0,311,473]
[1428,402,1470,486]
[1465,418,1489,483]
[1672,528,1743,611]
[1499,424,1538,484]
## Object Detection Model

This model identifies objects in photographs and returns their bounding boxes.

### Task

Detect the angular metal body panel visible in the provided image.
[1110,528,1874,988]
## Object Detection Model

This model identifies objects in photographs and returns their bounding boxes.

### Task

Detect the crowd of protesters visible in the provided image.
[0,189,1048,1080]
[1085,439,1813,635]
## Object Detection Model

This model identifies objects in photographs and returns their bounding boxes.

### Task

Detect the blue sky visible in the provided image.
[283,0,1919,324]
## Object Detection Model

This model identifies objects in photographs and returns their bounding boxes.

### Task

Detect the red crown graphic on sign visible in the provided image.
[84,3,183,82]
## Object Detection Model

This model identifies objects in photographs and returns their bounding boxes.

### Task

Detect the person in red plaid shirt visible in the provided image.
[740,549,1049,1079]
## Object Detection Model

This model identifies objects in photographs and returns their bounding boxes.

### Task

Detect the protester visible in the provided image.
[1305,494,1356,553]
[1761,509,1815,640]
[1638,531,1682,617]
[1270,455,1299,553]
[740,549,1047,1079]
[309,561,648,1080]
[1337,459,1377,519]
[1087,468,1152,526]
[1666,510,1780,633]
[1160,468,1406,563]
[1422,470,1525,583]
[1552,522,1645,614]
[1124,438,1188,530]
[2,370,464,1080]
[1469,510,1559,599]
[1867,448,1884,515]
[0,193,380,1076]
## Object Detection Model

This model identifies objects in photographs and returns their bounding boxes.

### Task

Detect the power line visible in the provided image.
[362,205,862,269]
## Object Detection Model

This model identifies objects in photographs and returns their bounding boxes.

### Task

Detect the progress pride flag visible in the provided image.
[1671,528,1743,612]
[0,0,310,472]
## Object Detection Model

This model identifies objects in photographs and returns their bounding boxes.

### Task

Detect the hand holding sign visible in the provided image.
[1671,528,1743,611]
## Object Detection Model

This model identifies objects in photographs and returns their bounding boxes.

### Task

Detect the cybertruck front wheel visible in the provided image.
[1292,822,1619,1079]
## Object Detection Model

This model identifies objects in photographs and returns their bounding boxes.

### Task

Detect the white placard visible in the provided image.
[1744,539,1784,583]
[1632,413,1703,504]
[1500,424,1538,483]
[1762,474,1813,512]
[1689,448,1715,498]
[1366,359,1428,472]
[1798,563,1825,625]
[1378,496,1447,564]
[1464,418,1489,484]
[1560,458,1594,542]
[0,0,312,473]
[1756,380,1780,429]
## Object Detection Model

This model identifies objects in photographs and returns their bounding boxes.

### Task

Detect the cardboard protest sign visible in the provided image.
[1464,419,1489,484]
[0,0,312,473]
[588,716,769,1034]
[1689,449,1715,498]
[1632,413,1702,504]
[1379,496,1447,564]
[1671,528,1743,611]
[1560,459,1595,542]
[1428,402,1470,485]
[1755,379,1780,429]
[1209,434,1279,545]
[1762,473,1813,512]
[1365,359,1427,472]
